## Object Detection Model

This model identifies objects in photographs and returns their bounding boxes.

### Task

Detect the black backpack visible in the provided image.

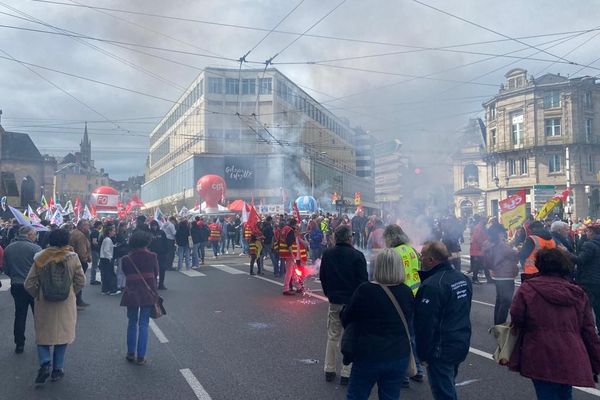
[40,257,73,302]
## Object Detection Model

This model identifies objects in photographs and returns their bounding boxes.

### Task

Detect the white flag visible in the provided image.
[82,205,93,220]
[27,205,41,224]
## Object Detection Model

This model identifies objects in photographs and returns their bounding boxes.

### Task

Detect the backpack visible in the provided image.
[40,258,73,302]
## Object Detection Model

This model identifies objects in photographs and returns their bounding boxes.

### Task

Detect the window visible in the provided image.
[585,91,593,108]
[508,159,517,176]
[490,128,496,146]
[208,77,222,94]
[586,119,593,141]
[544,118,561,137]
[241,79,255,95]
[520,157,528,175]
[259,78,272,94]
[589,154,594,173]
[511,113,523,144]
[490,162,497,178]
[549,154,562,173]
[544,90,561,108]
[225,78,239,95]
[489,104,496,120]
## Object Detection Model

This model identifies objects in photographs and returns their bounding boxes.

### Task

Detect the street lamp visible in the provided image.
[585,185,591,218]
[494,176,510,188]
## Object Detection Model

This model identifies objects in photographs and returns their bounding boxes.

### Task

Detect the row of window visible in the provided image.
[490,153,597,177]
[487,90,593,121]
[488,118,594,145]
[150,79,204,147]
[208,77,273,95]
[275,79,353,144]
[150,138,170,165]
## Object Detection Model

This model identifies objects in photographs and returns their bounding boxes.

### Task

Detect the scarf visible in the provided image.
[34,245,75,268]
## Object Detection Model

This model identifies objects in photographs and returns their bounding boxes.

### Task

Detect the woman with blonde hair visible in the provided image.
[341,248,415,400]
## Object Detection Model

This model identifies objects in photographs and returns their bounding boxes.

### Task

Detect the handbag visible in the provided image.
[125,256,166,319]
[490,323,518,365]
[378,284,418,377]
[340,318,357,365]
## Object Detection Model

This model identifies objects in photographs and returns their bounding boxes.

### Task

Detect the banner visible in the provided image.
[535,189,571,220]
[224,156,255,189]
[499,190,526,231]
[91,192,119,208]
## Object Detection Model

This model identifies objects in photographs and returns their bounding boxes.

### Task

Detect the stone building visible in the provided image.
[0,121,55,209]
[476,68,600,219]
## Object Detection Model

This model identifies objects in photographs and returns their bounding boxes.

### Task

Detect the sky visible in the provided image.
[0,0,599,179]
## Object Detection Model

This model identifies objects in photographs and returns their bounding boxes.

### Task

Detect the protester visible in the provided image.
[3,225,42,353]
[162,216,177,270]
[572,222,600,326]
[280,218,300,295]
[261,216,275,269]
[149,220,168,289]
[341,248,414,399]
[219,216,229,255]
[89,220,102,285]
[383,224,424,386]
[190,216,209,268]
[320,225,368,385]
[226,217,237,254]
[510,248,600,399]
[483,224,518,325]
[248,231,263,275]
[24,228,86,385]
[469,215,491,284]
[415,241,472,400]
[208,217,222,259]
[114,221,130,290]
[69,219,91,309]
[440,217,463,272]
[175,219,191,271]
[120,230,159,366]
[309,220,325,263]
[519,221,556,281]
[99,225,119,295]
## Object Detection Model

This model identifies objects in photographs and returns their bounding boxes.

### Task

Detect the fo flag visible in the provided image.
[499,190,526,231]
[535,188,572,221]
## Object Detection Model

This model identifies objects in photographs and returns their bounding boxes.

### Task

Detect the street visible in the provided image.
[1,252,599,400]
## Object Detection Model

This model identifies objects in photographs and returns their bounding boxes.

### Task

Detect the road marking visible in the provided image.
[149,319,169,343]
[180,269,206,277]
[210,264,246,274]
[180,368,213,400]
[254,275,328,302]
[472,299,494,307]
[469,347,600,397]
[0,279,9,292]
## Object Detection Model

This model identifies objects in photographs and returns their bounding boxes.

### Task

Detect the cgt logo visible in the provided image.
[211,183,224,191]
[97,195,109,205]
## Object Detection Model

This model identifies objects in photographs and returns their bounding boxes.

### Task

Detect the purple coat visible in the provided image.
[120,248,159,307]
[509,275,600,387]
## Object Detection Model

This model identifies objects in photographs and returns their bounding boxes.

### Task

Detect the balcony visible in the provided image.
[485,137,535,154]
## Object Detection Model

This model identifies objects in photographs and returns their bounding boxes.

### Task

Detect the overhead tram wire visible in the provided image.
[534,27,600,76]
[30,0,600,56]
[410,0,575,65]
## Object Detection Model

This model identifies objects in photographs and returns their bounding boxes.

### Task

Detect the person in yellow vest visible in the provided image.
[383,223,425,386]
[519,221,557,281]
[208,217,222,259]
[279,218,300,295]
[290,232,309,293]
[248,230,264,275]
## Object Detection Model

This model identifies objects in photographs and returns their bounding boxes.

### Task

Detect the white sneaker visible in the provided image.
[226,251,230,255]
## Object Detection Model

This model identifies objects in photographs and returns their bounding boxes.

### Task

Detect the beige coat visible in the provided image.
[24,247,86,345]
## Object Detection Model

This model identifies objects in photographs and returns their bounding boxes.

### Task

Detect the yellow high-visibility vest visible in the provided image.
[394,244,421,294]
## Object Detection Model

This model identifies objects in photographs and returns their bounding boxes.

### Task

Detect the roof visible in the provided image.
[534,73,569,86]
[455,187,483,196]
[0,127,43,162]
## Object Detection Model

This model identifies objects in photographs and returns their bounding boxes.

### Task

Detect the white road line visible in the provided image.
[468,347,600,397]
[210,264,247,275]
[180,269,206,277]
[180,368,213,400]
[149,319,169,343]
[0,279,9,292]
[472,299,495,307]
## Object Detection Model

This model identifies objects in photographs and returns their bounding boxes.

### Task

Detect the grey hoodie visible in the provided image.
[3,236,42,284]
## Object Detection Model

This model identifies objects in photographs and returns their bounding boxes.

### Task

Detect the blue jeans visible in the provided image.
[241,237,249,254]
[532,379,572,400]
[347,358,409,400]
[177,245,191,270]
[37,344,67,369]
[127,306,152,359]
[211,241,220,257]
[192,242,202,267]
[426,362,459,400]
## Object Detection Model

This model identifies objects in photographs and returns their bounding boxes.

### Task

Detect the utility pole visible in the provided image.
[565,146,572,220]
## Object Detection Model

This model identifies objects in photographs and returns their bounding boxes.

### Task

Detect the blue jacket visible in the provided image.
[414,261,472,364]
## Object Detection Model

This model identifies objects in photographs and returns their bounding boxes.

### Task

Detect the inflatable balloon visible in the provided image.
[90,186,120,211]
[196,175,226,212]
[295,196,318,213]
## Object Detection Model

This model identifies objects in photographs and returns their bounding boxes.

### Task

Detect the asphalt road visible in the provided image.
[1,250,599,400]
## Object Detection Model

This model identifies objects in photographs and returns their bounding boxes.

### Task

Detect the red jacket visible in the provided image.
[509,275,600,387]
[469,223,487,257]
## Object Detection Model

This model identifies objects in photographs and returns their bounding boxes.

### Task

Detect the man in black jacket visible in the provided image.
[572,223,600,327]
[415,241,472,400]
[319,225,368,385]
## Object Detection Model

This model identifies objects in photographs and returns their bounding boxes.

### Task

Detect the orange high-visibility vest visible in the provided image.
[523,235,556,274]
[278,226,294,259]
[291,241,308,263]
[208,223,222,241]
[244,226,252,241]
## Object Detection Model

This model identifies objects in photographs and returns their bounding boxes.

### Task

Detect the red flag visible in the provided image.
[74,197,81,221]
[293,201,301,224]
[49,196,55,209]
[246,203,260,233]
[89,203,97,218]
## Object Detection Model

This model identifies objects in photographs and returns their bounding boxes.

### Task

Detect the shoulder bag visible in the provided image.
[378,283,418,377]
[125,255,166,319]
[490,323,518,365]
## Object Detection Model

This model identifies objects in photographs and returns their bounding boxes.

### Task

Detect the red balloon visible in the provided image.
[196,175,226,209]
[90,186,120,210]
